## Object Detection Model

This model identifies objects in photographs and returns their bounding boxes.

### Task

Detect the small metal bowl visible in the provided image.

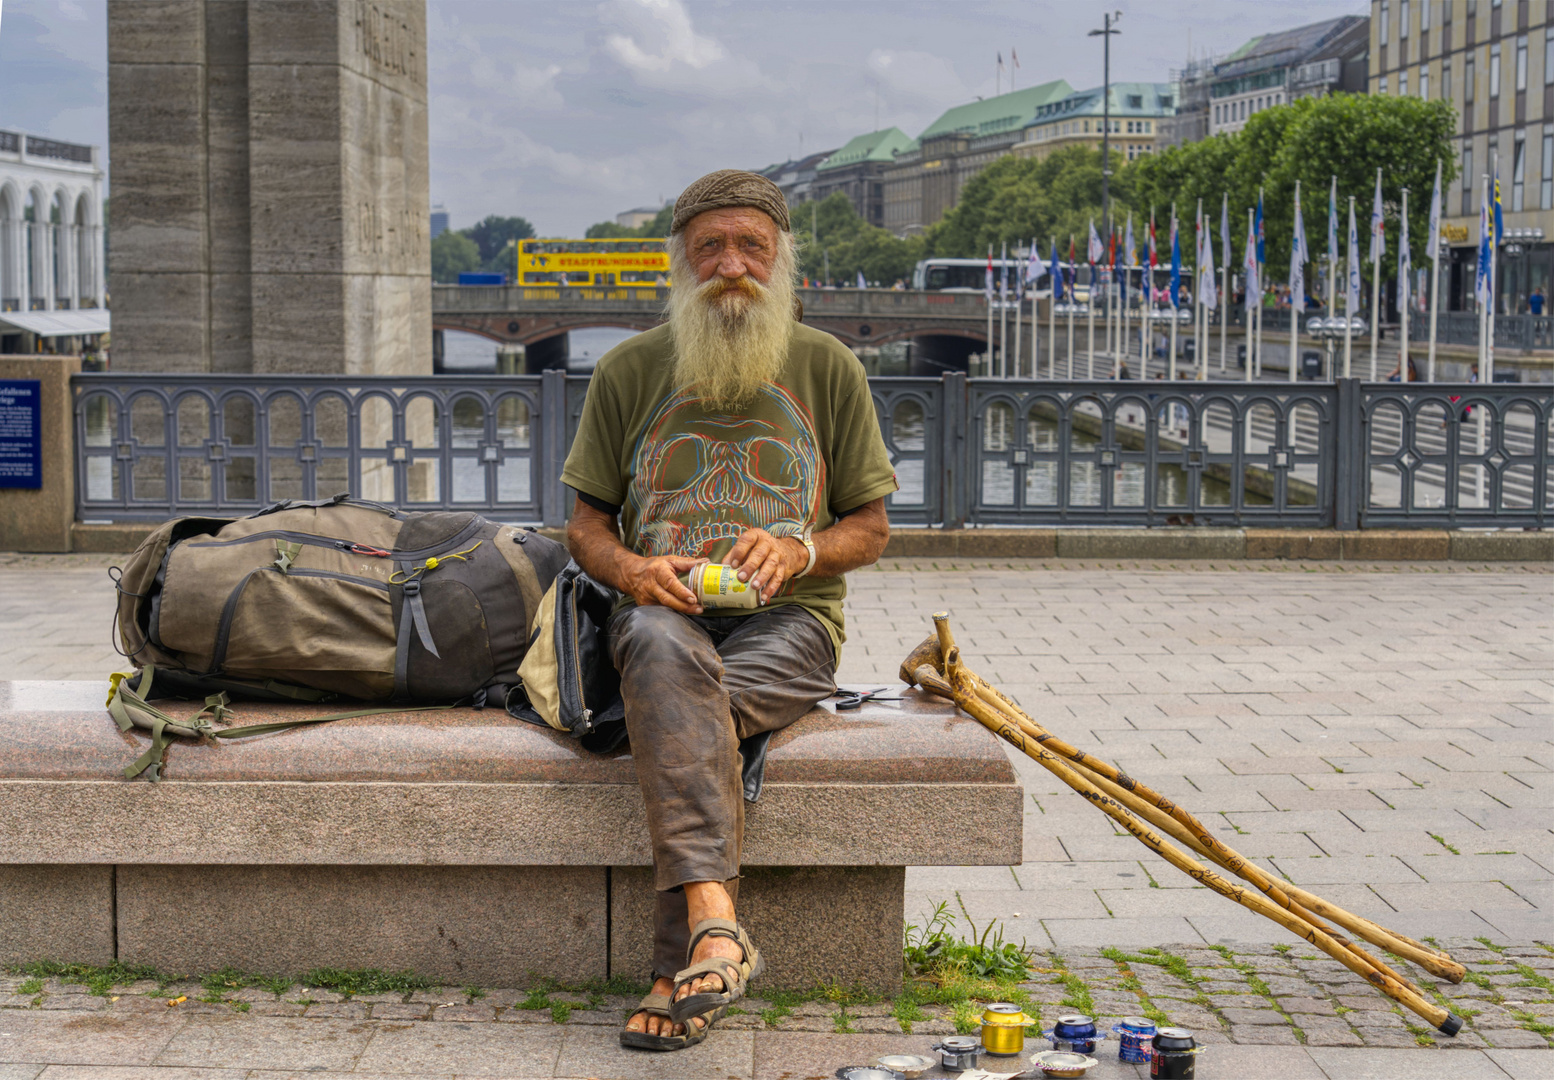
[1029,1049,1099,1078]
[875,1055,933,1079]
[836,1068,904,1080]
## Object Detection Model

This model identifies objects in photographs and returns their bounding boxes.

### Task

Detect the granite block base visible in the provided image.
[115,864,605,985]
[0,864,114,967]
[610,865,905,995]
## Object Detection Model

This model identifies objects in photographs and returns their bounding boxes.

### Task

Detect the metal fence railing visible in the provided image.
[73,373,1552,529]
[1409,311,1554,350]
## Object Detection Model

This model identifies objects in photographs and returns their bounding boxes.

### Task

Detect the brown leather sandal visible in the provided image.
[619,991,704,1051]
[668,917,764,1025]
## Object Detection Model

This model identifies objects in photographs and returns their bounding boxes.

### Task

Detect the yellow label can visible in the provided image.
[980,1003,1033,1055]
[685,562,759,610]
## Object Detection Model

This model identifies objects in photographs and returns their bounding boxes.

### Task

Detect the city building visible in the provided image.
[1209,16,1369,135]
[1370,0,1554,314]
[0,129,106,317]
[811,127,915,227]
[1013,82,1178,163]
[760,150,837,209]
[430,204,449,239]
[614,205,663,230]
[881,80,1073,235]
[1159,56,1215,148]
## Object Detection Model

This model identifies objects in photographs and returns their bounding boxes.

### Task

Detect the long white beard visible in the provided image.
[665,236,797,410]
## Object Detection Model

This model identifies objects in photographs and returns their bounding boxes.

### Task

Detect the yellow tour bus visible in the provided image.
[516,238,670,289]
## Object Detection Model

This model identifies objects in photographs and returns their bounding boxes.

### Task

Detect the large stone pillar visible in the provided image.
[107,0,429,375]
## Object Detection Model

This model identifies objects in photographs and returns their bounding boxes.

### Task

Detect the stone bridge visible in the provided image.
[432,285,993,350]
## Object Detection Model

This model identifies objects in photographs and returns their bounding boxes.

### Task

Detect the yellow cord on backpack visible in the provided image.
[390,540,483,585]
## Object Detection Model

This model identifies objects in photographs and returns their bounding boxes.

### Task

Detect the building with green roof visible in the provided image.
[881,80,1072,234]
[1014,82,1178,164]
[812,128,915,227]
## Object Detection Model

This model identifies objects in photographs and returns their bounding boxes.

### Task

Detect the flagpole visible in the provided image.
[1119,261,1128,377]
[1255,187,1265,380]
[1031,239,1040,377]
[1066,238,1076,378]
[999,240,1009,378]
[1344,196,1355,379]
[1328,176,1338,382]
[1399,187,1410,383]
[1168,205,1178,380]
[1086,267,1095,379]
[1487,154,1498,384]
[985,243,994,377]
[1290,179,1301,384]
[1246,208,1255,384]
[1369,167,1382,381]
[1014,248,1023,381]
[1427,164,1442,382]
[1048,236,1057,379]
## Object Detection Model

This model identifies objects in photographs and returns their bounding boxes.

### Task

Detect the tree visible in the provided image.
[583,206,673,240]
[789,192,923,285]
[430,230,480,283]
[465,215,536,265]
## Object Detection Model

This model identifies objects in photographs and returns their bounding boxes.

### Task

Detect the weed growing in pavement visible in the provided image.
[302,968,437,997]
[1405,1021,1436,1047]
[11,960,159,997]
[1474,937,1508,954]
[1428,833,1461,854]
[463,985,487,1001]
[549,1001,572,1024]
[890,997,929,1033]
[831,1009,853,1034]
[16,977,43,996]
[904,900,1034,983]
[951,999,980,1034]
[1512,1010,1554,1036]
[1465,972,1494,990]
[1272,944,1292,955]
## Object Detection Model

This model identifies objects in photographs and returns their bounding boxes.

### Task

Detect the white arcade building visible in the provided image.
[0,129,108,354]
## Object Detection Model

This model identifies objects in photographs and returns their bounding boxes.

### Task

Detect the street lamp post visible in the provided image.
[1089,13,1122,247]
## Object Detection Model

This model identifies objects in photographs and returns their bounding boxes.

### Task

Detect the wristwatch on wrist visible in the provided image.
[793,528,817,579]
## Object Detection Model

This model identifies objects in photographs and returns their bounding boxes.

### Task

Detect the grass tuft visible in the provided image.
[301,968,437,998]
[12,961,160,998]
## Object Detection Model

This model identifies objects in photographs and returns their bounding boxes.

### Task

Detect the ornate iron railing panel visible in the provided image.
[74,374,548,522]
[1359,382,1551,527]
[966,380,1336,526]
[867,377,947,526]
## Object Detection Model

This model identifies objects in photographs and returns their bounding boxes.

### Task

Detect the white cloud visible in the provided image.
[601,0,724,74]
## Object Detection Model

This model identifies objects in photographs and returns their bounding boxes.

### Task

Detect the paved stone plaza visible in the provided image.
[0,553,1549,1077]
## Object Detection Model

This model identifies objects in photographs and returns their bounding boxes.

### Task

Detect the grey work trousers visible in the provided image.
[608,602,836,979]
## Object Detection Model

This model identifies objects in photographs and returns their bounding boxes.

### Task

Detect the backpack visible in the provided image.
[114,495,571,703]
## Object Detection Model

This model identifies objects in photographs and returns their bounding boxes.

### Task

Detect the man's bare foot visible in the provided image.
[670,881,745,1030]
[622,975,685,1039]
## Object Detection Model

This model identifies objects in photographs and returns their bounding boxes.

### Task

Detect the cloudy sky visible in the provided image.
[2,0,1363,235]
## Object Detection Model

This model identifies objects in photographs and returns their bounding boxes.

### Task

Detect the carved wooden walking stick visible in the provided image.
[898,628,1466,986]
[910,615,1464,1036]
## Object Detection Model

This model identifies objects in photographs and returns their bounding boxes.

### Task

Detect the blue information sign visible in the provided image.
[0,379,43,490]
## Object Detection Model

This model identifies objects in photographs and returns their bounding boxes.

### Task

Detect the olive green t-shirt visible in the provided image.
[560,321,898,659]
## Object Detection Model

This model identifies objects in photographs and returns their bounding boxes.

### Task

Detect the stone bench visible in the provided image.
[0,681,1021,994]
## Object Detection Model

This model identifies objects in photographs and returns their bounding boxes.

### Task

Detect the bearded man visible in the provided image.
[561,170,897,1050]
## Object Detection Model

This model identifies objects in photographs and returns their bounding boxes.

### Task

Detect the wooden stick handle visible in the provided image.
[929,652,1461,1036]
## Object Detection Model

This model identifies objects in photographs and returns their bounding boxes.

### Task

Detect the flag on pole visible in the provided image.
[1328,175,1339,266]
[1475,187,1492,306]
[1220,193,1230,273]
[1370,168,1385,264]
[1088,219,1103,266]
[999,244,1008,301]
[1347,199,1362,314]
[1068,235,1078,295]
[1148,217,1158,271]
[1169,216,1182,309]
[1113,228,1124,306]
[1029,239,1045,281]
[1427,159,1442,263]
[984,249,994,302]
[1011,48,1020,69]
[1014,244,1025,301]
[1398,196,1412,316]
[1125,214,1137,268]
[1200,217,1218,311]
[857,270,867,289]
[1050,239,1064,302]
[1255,191,1265,266]
[1291,184,1308,312]
[1492,166,1504,247]
[1244,216,1259,299]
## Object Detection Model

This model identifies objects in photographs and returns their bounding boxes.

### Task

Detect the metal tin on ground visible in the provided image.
[1112,1016,1157,1063]
[931,1036,982,1072]
[683,562,759,609]
[1045,1014,1100,1054]
[980,1002,1033,1055]
[1149,1028,1200,1080]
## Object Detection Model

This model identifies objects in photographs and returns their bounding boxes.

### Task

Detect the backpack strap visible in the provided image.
[109,665,454,781]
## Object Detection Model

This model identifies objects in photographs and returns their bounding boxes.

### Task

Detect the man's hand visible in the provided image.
[620,554,706,614]
[727,528,808,604]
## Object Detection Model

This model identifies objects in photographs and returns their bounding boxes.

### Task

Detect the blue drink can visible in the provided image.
[1048,1014,1099,1054]
[1113,1016,1157,1063]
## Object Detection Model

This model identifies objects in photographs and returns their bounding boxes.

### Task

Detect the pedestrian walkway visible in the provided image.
[0,553,1548,1077]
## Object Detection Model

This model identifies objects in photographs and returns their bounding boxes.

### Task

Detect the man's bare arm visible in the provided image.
[567,499,704,614]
